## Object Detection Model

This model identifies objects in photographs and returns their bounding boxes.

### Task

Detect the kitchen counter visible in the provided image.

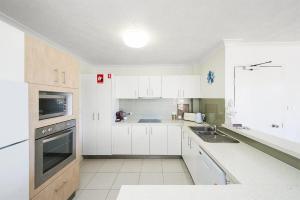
[118,185,300,200]
[117,122,300,200]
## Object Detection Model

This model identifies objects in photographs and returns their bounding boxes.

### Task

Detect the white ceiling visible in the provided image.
[0,0,299,65]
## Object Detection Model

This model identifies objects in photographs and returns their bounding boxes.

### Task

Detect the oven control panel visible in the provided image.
[35,119,76,139]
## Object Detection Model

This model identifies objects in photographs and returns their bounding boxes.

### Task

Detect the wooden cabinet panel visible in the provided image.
[25,35,79,88]
[32,163,78,200]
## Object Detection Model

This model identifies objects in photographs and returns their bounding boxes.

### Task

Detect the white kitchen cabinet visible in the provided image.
[182,128,227,185]
[162,75,201,98]
[115,76,139,99]
[138,76,162,98]
[149,126,168,155]
[81,75,112,155]
[132,126,149,155]
[162,76,181,98]
[112,126,132,154]
[167,126,182,155]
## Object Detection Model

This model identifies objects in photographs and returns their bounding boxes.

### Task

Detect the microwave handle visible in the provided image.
[42,130,72,143]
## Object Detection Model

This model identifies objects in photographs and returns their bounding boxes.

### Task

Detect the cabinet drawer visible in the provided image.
[32,164,78,200]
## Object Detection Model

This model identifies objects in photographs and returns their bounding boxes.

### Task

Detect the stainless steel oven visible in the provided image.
[35,120,76,188]
[39,91,68,120]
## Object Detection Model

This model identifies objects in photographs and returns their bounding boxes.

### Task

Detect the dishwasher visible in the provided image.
[193,142,227,185]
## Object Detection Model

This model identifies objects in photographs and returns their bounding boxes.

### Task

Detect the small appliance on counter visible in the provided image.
[115,111,131,122]
[184,112,205,123]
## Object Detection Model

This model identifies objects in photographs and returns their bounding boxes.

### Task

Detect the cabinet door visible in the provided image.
[149,126,167,155]
[81,76,98,155]
[162,76,181,98]
[167,126,182,155]
[181,128,189,161]
[25,35,58,86]
[95,76,112,155]
[182,75,201,98]
[61,54,79,88]
[149,76,162,98]
[138,76,149,97]
[112,126,131,154]
[115,76,139,99]
[132,126,149,155]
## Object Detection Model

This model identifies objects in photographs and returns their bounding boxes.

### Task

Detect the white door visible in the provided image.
[182,75,201,98]
[138,76,149,97]
[81,75,98,155]
[167,126,182,155]
[95,76,112,155]
[162,76,181,98]
[149,126,167,155]
[115,76,139,99]
[149,76,162,98]
[112,126,132,154]
[132,126,149,155]
[0,141,29,200]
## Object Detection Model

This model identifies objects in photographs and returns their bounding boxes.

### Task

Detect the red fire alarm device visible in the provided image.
[97,74,104,84]
[108,74,112,79]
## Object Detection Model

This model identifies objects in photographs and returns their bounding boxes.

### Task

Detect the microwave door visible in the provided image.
[39,95,67,120]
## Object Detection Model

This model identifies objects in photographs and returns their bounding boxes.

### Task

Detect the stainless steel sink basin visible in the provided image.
[138,119,161,123]
[189,126,239,143]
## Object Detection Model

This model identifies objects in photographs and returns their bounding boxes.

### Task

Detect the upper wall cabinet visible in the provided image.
[162,75,201,98]
[115,76,139,99]
[25,35,79,88]
[138,76,162,98]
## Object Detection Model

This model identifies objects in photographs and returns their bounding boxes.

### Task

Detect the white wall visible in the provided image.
[224,41,300,142]
[0,20,24,82]
[193,45,225,98]
[80,63,195,76]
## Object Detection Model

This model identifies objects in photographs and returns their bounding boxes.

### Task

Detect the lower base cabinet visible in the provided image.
[182,127,227,185]
[32,163,79,200]
[112,126,132,154]
[112,125,181,155]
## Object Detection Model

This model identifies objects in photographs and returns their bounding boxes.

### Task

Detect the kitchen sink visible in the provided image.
[189,126,239,143]
[138,119,162,123]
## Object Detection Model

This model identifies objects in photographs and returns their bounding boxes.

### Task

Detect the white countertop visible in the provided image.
[223,124,300,159]
[117,122,300,200]
[118,185,300,200]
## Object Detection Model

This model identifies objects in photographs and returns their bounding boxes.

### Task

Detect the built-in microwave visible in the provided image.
[39,91,70,120]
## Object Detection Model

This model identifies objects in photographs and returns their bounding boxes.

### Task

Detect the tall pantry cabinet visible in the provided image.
[81,74,112,155]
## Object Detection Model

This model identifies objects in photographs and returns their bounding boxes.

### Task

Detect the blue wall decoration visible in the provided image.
[207,70,215,85]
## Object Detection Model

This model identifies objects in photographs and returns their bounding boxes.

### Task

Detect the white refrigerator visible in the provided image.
[0,80,29,200]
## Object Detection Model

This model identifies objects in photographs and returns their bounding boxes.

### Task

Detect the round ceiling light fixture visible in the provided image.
[122,28,149,48]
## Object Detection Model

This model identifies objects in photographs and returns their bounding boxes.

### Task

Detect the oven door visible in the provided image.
[39,94,67,120]
[35,127,76,188]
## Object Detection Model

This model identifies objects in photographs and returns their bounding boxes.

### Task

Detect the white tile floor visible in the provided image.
[74,158,194,200]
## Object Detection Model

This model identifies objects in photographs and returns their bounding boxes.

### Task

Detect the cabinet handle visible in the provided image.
[98,113,100,120]
[177,89,180,98]
[54,69,59,83]
[92,113,95,120]
[182,90,184,98]
[198,151,202,155]
[62,71,66,84]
